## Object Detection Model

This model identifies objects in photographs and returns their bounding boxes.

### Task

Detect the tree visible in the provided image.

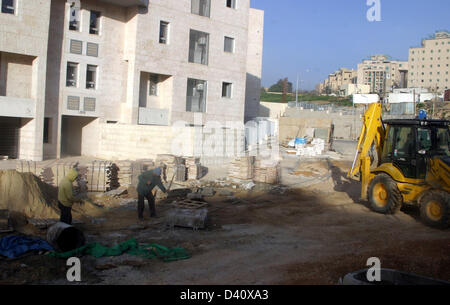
[269,79,293,93]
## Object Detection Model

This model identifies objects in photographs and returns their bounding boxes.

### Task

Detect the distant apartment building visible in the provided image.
[356,55,408,95]
[318,68,357,94]
[338,84,370,97]
[408,31,450,93]
[0,0,264,161]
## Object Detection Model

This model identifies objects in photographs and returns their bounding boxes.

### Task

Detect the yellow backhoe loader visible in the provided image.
[348,103,450,228]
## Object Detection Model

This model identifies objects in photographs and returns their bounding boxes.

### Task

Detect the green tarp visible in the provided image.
[46,238,191,262]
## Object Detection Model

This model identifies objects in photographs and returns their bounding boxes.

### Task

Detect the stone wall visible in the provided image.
[91,123,246,163]
[284,108,364,141]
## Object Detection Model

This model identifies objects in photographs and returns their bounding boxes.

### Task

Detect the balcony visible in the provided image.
[138,107,169,126]
[98,0,148,7]
[0,96,34,118]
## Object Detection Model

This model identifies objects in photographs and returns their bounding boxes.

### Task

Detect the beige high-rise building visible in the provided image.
[357,55,408,95]
[408,31,450,93]
[0,0,264,161]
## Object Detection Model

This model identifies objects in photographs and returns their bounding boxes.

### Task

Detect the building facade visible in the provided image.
[0,0,51,160]
[408,31,450,93]
[0,0,264,161]
[356,55,408,95]
[318,68,357,95]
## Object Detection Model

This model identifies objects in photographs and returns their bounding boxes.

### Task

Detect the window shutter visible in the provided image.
[86,43,99,57]
[70,40,83,54]
[67,96,80,110]
[84,98,96,112]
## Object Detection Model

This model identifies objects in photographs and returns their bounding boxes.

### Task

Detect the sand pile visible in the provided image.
[0,170,103,219]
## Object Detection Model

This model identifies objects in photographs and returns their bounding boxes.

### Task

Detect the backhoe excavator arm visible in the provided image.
[347,103,386,199]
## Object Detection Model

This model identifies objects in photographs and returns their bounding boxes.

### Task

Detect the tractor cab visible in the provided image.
[380,119,450,180]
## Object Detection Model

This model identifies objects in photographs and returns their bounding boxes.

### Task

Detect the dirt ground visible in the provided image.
[0,157,449,285]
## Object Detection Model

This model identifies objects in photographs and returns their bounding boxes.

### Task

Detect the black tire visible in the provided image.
[420,191,450,229]
[368,174,402,214]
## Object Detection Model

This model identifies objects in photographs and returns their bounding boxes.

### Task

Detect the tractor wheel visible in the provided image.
[368,174,402,214]
[420,191,449,229]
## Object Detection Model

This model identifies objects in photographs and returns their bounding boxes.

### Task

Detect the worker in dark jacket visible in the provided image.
[136,168,167,220]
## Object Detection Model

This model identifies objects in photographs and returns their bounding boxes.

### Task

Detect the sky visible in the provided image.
[250,0,450,90]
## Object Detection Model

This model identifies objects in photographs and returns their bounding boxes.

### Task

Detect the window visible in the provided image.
[149,74,159,96]
[159,21,169,44]
[186,78,207,113]
[189,29,209,65]
[69,4,80,31]
[66,62,78,87]
[226,0,236,9]
[222,82,232,98]
[89,11,101,35]
[224,36,235,53]
[43,118,50,144]
[436,127,450,157]
[1,0,15,14]
[86,65,97,89]
[191,0,210,17]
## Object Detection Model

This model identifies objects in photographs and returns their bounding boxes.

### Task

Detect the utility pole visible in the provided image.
[296,74,299,106]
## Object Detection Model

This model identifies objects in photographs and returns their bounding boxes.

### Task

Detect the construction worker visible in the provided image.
[57,168,80,225]
[136,168,167,220]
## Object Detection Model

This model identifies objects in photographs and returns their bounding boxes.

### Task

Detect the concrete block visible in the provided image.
[165,208,208,230]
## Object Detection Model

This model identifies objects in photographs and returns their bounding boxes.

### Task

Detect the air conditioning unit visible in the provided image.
[87,82,95,89]
[196,83,204,91]
[67,80,76,87]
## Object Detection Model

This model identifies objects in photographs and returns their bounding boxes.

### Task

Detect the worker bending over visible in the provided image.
[137,168,167,220]
[58,169,81,225]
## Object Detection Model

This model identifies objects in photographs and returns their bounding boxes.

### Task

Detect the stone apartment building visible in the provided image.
[318,68,357,95]
[0,0,264,161]
[408,31,450,93]
[356,55,408,95]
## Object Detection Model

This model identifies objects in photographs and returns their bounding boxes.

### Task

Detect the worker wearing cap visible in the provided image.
[58,168,80,225]
[136,168,167,220]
